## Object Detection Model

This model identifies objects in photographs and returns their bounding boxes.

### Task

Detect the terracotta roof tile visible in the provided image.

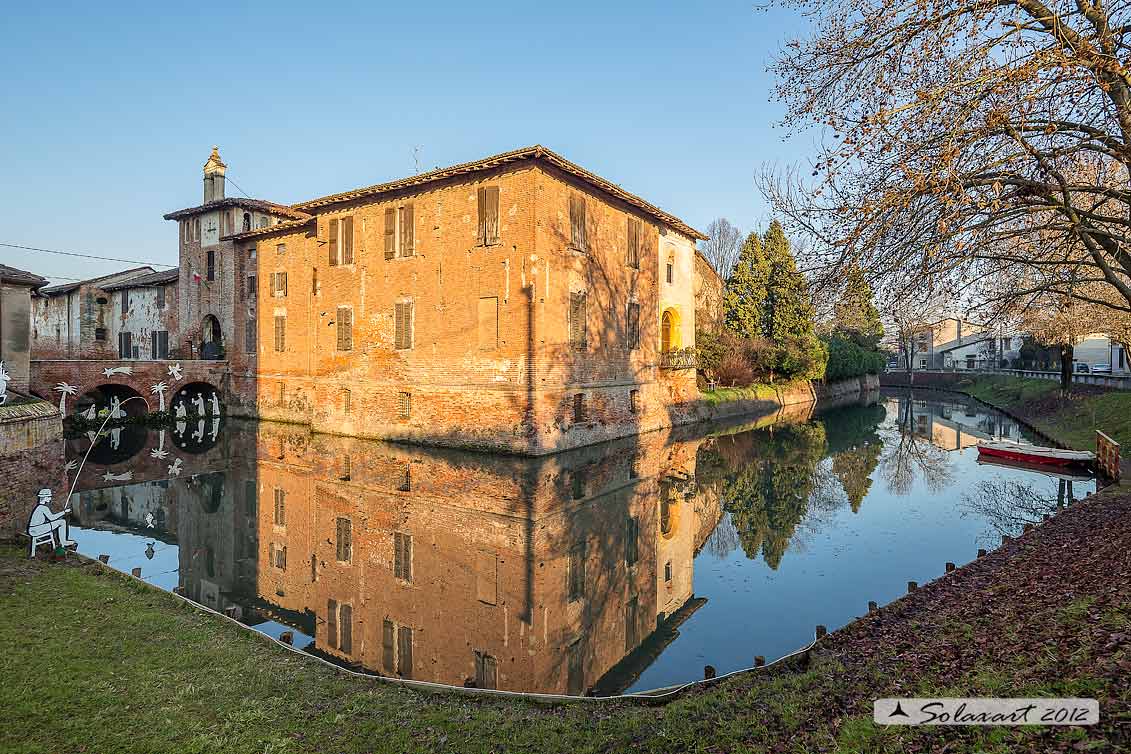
[163,197,310,221]
[0,263,48,288]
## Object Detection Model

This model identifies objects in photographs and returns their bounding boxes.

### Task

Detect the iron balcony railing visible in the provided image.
[659,350,697,370]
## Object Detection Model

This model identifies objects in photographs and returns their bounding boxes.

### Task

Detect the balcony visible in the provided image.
[659,349,697,370]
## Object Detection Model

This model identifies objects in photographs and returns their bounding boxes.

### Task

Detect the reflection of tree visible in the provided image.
[702,512,741,559]
[880,396,955,495]
[719,423,828,569]
[832,443,882,513]
[961,477,1076,538]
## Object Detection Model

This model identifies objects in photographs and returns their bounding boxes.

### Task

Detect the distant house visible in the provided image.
[897,317,1021,371]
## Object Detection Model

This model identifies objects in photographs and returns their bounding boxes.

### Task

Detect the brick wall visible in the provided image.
[0,399,64,539]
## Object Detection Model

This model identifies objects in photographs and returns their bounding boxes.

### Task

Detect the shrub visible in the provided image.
[695,328,727,380]
[716,352,757,387]
[778,334,828,381]
[824,335,884,381]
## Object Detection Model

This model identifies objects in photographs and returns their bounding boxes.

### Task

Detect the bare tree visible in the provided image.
[758,1,1131,321]
[699,218,744,280]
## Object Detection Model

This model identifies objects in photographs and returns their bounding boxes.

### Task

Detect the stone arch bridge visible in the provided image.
[30,359,230,419]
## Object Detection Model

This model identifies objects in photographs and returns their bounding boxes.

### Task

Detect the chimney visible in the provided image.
[203,146,226,203]
[956,318,963,343]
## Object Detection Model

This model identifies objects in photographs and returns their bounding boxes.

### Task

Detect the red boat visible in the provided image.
[976,440,1095,468]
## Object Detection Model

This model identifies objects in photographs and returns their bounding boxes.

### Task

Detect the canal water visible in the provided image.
[64,389,1094,696]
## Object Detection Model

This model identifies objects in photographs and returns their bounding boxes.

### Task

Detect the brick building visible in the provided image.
[224,145,707,454]
[2,263,49,394]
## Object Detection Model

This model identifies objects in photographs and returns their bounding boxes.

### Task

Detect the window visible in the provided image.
[666,262,674,284]
[245,320,256,353]
[569,195,587,252]
[397,391,412,419]
[342,388,351,414]
[382,619,395,672]
[394,302,414,350]
[569,292,587,350]
[311,268,318,295]
[156,287,166,309]
[336,306,353,351]
[573,393,586,423]
[474,652,498,690]
[273,488,286,526]
[207,250,216,281]
[259,216,269,229]
[326,600,353,654]
[328,216,354,266]
[477,186,500,245]
[336,517,352,562]
[270,544,287,570]
[630,389,640,414]
[398,464,412,492]
[625,596,639,652]
[276,243,286,255]
[340,453,352,481]
[626,303,640,349]
[242,212,251,233]
[273,315,286,352]
[571,469,585,500]
[625,516,639,566]
[397,625,414,677]
[567,640,584,696]
[151,330,169,360]
[247,275,257,301]
[664,561,673,583]
[244,480,256,516]
[121,291,130,315]
[118,331,132,359]
[384,205,415,259]
[478,297,498,350]
[567,542,586,602]
[626,218,642,269]
[271,272,287,297]
[394,532,413,582]
[95,327,107,342]
[1121,348,1127,369]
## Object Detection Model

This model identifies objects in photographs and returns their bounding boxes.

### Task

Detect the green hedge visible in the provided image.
[824,335,885,381]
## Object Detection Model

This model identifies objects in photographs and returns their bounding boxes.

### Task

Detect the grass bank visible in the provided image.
[957,376,1131,455]
[4,479,1130,753]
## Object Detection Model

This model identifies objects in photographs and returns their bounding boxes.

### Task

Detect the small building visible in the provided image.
[98,268,180,360]
[1,263,49,393]
[32,266,157,359]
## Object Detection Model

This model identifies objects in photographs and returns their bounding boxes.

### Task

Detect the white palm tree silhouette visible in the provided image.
[150,382,168,412]
[54,382,78,414]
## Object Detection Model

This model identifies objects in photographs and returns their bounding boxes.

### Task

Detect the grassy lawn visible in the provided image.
[699,382,803,405]
[960,376,1131,454]
[3,481,1129,754]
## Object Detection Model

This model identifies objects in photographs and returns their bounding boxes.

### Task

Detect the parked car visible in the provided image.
[1093,364,1112,374]
[1074,362,1091,373]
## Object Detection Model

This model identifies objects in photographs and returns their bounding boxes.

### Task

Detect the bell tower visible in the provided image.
[203,146,226,203]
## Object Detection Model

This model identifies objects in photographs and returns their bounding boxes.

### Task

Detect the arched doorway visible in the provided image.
[201,315,223,359]
[660,308,682,353]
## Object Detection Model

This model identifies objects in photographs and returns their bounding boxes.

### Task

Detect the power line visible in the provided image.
[0,242,174,268]
[225,174,252,199]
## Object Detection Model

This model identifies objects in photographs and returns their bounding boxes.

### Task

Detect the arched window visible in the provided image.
[661,311,673,353]
[242,212,251,232]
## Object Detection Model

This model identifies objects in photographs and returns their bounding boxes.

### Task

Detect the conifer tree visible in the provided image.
[761,221,815,341]
[723,231,770,339]
[834,262,884,349]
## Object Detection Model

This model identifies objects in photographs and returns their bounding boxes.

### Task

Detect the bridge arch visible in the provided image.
[74,384,149,420]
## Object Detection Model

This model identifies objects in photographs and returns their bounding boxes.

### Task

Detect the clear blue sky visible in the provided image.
[0,1,815,284]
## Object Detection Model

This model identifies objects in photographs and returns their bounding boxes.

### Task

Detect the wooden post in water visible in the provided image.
[907,581,918,592]
[704,665,716,679]
[130,567,142,577]
[754,656,765,668]
[945,562,956,573]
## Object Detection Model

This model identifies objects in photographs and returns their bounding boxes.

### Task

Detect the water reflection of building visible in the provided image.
[899,396,1022,451]
[69,418,721,696]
